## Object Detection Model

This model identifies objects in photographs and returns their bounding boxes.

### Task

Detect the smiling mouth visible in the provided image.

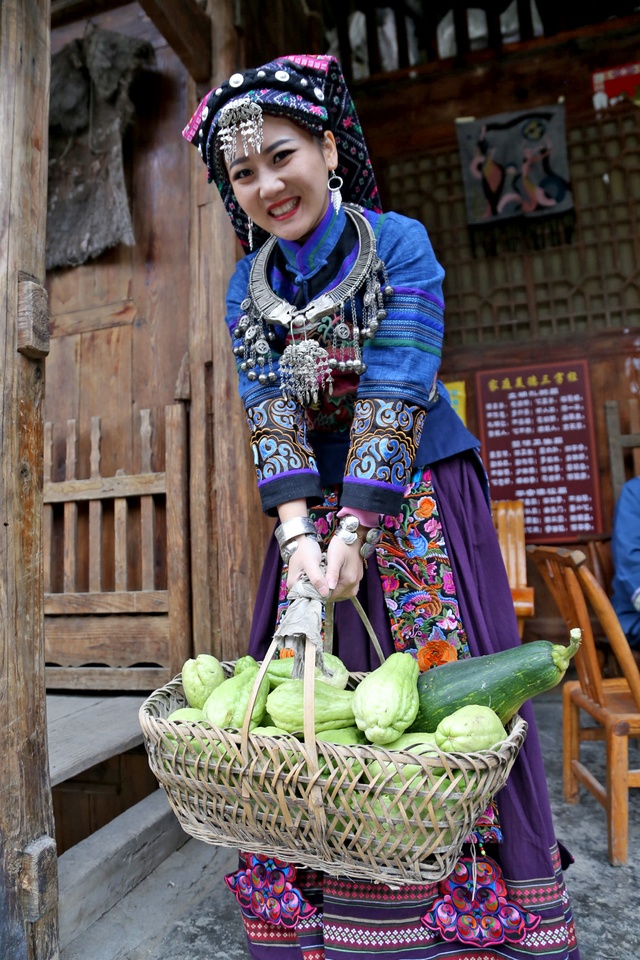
[268,198,299,219]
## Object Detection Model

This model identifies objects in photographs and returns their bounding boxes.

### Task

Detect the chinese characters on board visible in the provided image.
[476,361,602,542]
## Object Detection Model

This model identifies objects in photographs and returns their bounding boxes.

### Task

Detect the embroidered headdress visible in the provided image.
[182,54,381,249]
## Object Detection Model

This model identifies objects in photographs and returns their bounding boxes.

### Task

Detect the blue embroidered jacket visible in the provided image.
[225,204,479,515]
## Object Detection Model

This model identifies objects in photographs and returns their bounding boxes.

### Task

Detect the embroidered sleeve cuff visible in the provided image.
[343,397,426,502]
[246,397,321,514]
[258,474,324,517]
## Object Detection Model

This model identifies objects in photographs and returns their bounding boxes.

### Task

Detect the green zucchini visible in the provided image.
[409,628,581,733]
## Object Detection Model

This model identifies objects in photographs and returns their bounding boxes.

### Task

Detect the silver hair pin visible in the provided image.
[217,98,264,165]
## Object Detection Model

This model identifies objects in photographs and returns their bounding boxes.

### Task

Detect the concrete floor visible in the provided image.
[62,691,640,960]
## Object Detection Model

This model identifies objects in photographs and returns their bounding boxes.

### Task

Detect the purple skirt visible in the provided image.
[241,452,580,960]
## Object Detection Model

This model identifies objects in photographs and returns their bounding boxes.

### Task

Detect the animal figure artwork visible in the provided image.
[457,104,574,236]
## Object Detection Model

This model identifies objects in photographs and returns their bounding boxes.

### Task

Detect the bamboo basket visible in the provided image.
[139,615,527,886]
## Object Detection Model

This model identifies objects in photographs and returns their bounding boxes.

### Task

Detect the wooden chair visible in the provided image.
[527,543,640,865]
[583,535,613,597]
[491,499,535,637]
[43,404,191,691]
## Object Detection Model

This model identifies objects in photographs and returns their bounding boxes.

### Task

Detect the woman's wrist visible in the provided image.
[280,532,318,564]
[275,515,319,562]
[336,506,380,530]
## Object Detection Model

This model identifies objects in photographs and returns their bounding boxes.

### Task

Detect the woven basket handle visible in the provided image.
[324,596,386,665]
[238,632,328,839]
[239,597,384,844]
[240,596,385,750]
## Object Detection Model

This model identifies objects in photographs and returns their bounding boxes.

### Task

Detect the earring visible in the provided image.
[328,172,343,213]
[248,217,254,251]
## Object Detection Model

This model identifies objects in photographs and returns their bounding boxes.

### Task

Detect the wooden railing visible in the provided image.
[43,404,191,690]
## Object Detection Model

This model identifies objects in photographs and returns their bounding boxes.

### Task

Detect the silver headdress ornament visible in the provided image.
[217,98,264,166]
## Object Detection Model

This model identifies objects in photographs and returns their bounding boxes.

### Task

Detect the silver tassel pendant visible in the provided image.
[280,341,333,406]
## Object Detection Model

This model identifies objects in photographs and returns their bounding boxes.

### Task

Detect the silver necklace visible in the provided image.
[233,204,393,406]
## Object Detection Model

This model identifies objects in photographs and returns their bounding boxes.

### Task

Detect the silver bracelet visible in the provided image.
[360,526,383,559]
[334,515,360,546]
[280,534,317,565]
[335,515,382,559]
[274,516,317,550]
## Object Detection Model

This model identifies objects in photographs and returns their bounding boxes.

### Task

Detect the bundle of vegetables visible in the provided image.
[168,627,579,752]
[146,640,537,877]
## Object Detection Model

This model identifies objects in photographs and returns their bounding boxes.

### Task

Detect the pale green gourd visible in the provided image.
[352,652,419,744]
[266,652,350,690]
[434,704,507,752]
[266,679,355,733]
[203,664,268,730]
[181,654,225,710]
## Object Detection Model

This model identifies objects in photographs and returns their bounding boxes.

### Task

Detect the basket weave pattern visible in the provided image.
[139,660,527,886]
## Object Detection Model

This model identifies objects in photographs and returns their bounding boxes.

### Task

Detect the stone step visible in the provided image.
[58,788,189,950]
[59,811,246,960]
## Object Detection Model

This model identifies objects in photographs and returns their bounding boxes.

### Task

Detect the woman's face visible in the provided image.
[226,114,339,244]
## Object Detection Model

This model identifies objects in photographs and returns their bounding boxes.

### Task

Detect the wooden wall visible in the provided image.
[46,6,191,530]
[45,5,198,675]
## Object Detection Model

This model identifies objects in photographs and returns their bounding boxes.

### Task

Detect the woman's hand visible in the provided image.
[285,535,329,597]
[325,534,364,600]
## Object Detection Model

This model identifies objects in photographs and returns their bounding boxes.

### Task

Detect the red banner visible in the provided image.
[592,61,640,110]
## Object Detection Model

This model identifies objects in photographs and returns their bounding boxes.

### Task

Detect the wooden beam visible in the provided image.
[137,0,212,83]
[51,0,131,28]
[0,0,58,955]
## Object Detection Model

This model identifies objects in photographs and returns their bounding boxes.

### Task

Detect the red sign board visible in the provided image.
[476,360,603,542]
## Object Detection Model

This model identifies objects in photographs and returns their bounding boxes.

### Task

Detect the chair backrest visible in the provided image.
[583,536,613,597]
[527,544,640,712]
[491,499,534,636]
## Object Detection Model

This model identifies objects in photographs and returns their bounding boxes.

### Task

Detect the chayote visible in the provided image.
[203,663,269,730]
[234,655,259,675]
[167,706,206,722]
[182,654,225,710]
[316,726,368,745]
[266,679,355,734]
[352,652,419,744]
[267,652,350,690]
[434,704,507,752]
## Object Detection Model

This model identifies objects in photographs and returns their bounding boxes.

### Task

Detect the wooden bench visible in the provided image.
[492,499,535,637]
[43,404,191,691]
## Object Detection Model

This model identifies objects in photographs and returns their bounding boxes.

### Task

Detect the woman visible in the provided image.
[183,54,580,960]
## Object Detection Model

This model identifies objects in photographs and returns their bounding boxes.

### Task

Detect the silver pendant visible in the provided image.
[280,341,333,406]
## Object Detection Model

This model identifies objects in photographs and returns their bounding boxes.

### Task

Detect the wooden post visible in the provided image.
[188,1,276,661]
[0,2,57,959]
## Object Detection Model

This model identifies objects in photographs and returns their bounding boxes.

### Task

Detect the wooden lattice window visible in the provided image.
[384,102,640,346]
